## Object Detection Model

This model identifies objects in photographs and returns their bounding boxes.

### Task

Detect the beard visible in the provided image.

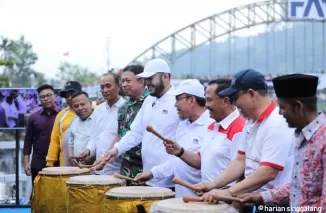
[148,76,165,97]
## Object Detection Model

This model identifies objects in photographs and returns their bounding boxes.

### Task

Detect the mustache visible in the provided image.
[207,107,213,111]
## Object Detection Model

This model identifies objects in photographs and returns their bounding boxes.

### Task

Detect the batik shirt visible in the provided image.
[118,89,150,184]
[260,113,326,213]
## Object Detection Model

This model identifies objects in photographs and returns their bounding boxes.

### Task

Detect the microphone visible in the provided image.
[152,102,156,107]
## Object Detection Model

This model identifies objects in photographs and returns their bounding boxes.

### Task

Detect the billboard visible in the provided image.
[288,0,326,20]
[0,88,63,128]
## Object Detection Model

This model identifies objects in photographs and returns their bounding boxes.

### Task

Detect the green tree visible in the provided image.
[56,62,99,85]
[0,36,46,87]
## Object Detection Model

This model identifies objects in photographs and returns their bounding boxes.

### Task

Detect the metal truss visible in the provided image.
[129,0,324,69]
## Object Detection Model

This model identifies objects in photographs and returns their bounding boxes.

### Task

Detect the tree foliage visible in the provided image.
[0,36,46,87]
[55,62,99,85]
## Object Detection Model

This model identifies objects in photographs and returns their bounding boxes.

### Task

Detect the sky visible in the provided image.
[0,0,256,78]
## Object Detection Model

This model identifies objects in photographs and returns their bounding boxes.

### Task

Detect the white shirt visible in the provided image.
[68,114,96,156]
[150,110,214,197]
[1,102,18,128]
[200,109,245,182]
[237,102,295,192]
[114,87,180,187]
[87,97,126,175]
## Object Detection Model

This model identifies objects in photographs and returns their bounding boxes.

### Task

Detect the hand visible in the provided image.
[134,171,153,183]
[163,138,181,155]
[79,149,90,159]
[200,189,232,204]
[192,182,216,195]
[84,156,96,165]
[238,192,263,204]
[69,156,79,167]
[90,148,118,171]
[24,163,31,176]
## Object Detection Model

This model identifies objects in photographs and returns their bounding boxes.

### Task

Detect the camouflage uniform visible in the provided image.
[117,89,150,186]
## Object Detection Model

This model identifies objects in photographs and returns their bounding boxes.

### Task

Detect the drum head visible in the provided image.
[66,175,125,186]
[39,166,90,175]
[105,186,175,200]
[150,198,239,213]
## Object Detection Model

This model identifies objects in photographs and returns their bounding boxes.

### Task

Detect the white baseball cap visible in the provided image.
[137,58,171,78]
[171,79,205,98]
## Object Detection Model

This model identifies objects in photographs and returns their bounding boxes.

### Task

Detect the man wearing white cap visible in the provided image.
[161,79,246,194]
[134,79,213,197]
[97,58,180,189]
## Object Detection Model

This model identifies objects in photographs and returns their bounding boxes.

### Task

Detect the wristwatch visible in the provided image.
[175,147,185,157]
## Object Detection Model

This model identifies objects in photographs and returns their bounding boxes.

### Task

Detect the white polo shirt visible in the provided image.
[150,110,214,197]
[87,97,126,175]
[237,102,295,192]
[115,87,180,187]
[200,109,245,182]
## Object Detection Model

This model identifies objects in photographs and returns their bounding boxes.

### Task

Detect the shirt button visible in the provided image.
[294,176,297,178]
[296,162,299,165]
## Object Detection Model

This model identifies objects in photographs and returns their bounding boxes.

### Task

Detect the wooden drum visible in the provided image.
[104,186,175,213]
[31,166,90,213]
[149,198,240,213]
[66,175,126,213]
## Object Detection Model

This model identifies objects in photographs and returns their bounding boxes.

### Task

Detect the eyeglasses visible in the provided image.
[39,93,53,100]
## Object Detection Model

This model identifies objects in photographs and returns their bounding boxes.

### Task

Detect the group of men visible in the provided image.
[23,58,325,213]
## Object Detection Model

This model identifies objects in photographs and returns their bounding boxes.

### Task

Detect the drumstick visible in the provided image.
[182,196,254,207]
[78,164,93,168]
[183,195,242,203]
[172,177,197,191]
[146,125,166,141]
[113,172,135,182]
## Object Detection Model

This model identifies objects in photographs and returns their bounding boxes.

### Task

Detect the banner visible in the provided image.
[288,0,326,20]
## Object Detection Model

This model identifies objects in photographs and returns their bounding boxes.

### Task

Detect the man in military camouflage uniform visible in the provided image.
[117,64,149,186]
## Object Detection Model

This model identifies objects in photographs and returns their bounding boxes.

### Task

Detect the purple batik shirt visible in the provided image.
[23,108,59,169]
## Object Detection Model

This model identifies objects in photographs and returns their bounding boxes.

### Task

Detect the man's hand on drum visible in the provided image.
[192,182,216,196]
[163,139,181,155]
[237,192,263,204]
[79,149,90,161]
[200,189,232,204]
[134,171,153,184]
[90,148,118,171]
[69,156,79,167]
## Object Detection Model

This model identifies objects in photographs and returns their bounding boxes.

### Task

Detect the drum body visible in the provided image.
[149,198,239,213]
[31,167,90,213]
[105,186,175,213]
[66,175,126,213]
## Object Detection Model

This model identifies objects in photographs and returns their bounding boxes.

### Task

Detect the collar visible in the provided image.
[105,97,125,109]
[188,109,211,126]
[255,101,277,123]
[157,85,175,101]
[296,112,325,141]
[209,108,240,130]
[128,89,150,105]
[79,110,95,122]
[40,107,59,115]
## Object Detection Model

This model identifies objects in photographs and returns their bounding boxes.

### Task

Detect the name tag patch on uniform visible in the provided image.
[162,110,168,114]
[193,139,199,144]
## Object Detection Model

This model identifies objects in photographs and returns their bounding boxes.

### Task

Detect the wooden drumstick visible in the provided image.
[183,195,242,203]
[183,196,202,203]
[113,172,135,182]
[78,164,93,169]
[172,177,197,191]
[146,125,166,141]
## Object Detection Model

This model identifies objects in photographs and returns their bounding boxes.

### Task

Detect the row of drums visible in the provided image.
[31,167,239,213]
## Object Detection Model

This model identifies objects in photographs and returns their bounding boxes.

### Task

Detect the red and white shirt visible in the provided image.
[199,109,245,182]
[238,102,295,191]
